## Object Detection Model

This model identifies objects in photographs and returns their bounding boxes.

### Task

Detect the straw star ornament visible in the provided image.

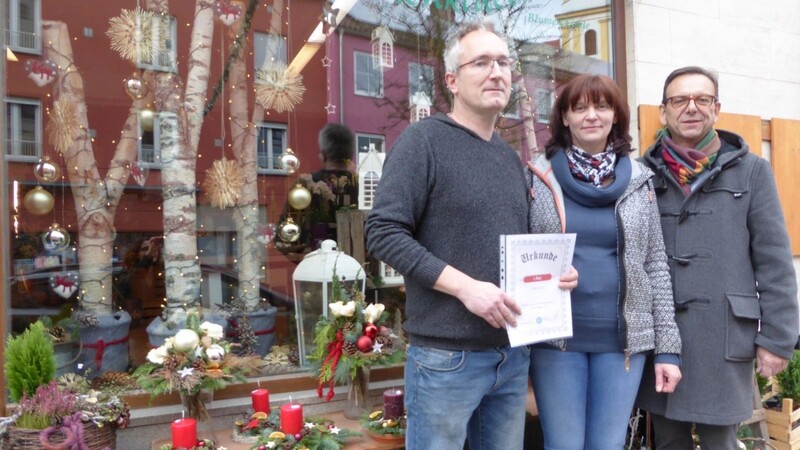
[46,98,80,154]
[255,62,306,113]
[106,8,165,63]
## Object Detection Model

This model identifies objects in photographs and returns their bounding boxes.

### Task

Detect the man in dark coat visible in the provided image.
[636,66,799,449]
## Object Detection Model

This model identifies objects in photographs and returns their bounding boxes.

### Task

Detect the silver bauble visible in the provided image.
[42,223,70,251]
[279,148,300,174]
[23,186,55,215]
[277,216,301,243]
[34,156,60,183]
[288,183,312,210]
[124,75,147,99]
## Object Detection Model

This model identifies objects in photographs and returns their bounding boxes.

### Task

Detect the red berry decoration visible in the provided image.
[356,335,374,352]
[364,323,379,339]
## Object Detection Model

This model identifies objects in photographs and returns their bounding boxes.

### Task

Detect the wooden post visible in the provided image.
[336,210,367,265]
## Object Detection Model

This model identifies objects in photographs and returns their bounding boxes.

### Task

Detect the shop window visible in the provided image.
[256,123,288,173]
[354,51,383,97]
[137,14,176,72]
[6,0,40,53]
[536,89,554,123]
[254,32,287,70]
[408,62,434,101]
[356,133,384,167]
[5,98,40,160]
[585,29,598,56]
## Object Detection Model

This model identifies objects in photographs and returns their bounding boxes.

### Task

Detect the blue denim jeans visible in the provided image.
[404,344,530,450]
[529,348,645,450]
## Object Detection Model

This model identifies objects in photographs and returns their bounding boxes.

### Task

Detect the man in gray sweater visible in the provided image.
[366,19,576,450]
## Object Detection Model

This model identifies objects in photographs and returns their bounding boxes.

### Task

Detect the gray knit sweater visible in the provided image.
[365,114,528,350]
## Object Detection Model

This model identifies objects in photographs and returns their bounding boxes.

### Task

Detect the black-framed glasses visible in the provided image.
[458,56,516,74]
[665,94,717,109]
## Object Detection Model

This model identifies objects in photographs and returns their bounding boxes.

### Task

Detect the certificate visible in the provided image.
[500,233,576,347]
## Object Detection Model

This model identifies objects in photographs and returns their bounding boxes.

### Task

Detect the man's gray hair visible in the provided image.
[661,66,720,104]
[443,18,509,74]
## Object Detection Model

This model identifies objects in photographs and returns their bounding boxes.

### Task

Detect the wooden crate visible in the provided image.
[766,398,800,450]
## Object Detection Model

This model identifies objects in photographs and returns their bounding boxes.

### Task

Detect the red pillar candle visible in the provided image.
[383,388,404,420]
[251,388,270,413]
[171,418,197,449]
[280,402,304,435]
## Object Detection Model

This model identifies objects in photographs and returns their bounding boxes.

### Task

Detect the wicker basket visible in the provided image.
[4,422,116,450]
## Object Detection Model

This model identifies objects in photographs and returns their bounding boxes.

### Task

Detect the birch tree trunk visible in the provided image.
[147,0,215,321]
[514,71,540,164]
[227,16,262,309]
[42,21,140,316]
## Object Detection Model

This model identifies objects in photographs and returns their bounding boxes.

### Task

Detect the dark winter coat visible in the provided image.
[636,129,799,425]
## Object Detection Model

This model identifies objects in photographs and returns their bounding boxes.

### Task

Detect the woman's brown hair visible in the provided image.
[544,74,633,159]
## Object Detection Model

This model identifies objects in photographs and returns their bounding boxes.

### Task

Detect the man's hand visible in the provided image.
[757,347,789,378]
[459,279,521,329]
[654,363,682,393]
[559,265,578,291]
[433,266,521,329]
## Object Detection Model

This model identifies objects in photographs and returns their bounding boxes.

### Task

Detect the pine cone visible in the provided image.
[376,335,392,347]
[287,349,300,365]
[192,358,207,372]
[48,325,68,343]
[163,356,180,372]
[343,321,356,334]
[92,371,136,390]
[343,341,358,356]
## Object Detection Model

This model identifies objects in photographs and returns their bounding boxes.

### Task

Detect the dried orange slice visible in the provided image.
[268,431,286,440]
[252,411,269,420]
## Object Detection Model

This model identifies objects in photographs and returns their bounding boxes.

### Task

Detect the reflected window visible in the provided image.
[137,14,177,72]
[138,112,161,166]
[356,134,384,167]
[536,89,554,123]
[5,98,40,160]
[7,0,40,53]
[254,32,287,70]
[585,29,598,56]
[354,51,383,97]
[257,123,288,173]
[408,62,434,100]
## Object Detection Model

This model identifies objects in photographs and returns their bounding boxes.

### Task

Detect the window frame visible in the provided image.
[354,51,383,98]
[256,122,289,175]
[6,0,41,54]
[254,32,288,70]
[136,14,177,73]
[535,88,555,124]
[137,113,162,168]
[408,61,434,102]
[5,97,42,162]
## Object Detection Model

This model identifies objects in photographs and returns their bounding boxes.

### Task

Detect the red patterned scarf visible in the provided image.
[661,129,721,194]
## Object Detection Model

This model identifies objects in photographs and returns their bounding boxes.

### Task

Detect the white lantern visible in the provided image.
[292,239,365,365]
[410,91,432,123]
[371,26,394,69]
[357,143,385,211]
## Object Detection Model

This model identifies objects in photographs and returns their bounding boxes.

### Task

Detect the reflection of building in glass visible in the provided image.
[556,0,612,62]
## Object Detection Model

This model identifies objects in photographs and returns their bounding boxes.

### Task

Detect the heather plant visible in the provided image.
[4,321,56,402]
[16,381,76,430]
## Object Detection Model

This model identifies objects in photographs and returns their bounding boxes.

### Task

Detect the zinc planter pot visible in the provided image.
[226,306,278,356]
[146,310,228,347]
[77,311,132,377]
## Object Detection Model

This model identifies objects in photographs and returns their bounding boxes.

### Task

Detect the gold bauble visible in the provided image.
[23,186,55,215]
[139,108,155,132]
[277,216,301,243]
[279,148,300,174]
[288,183,312,210]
